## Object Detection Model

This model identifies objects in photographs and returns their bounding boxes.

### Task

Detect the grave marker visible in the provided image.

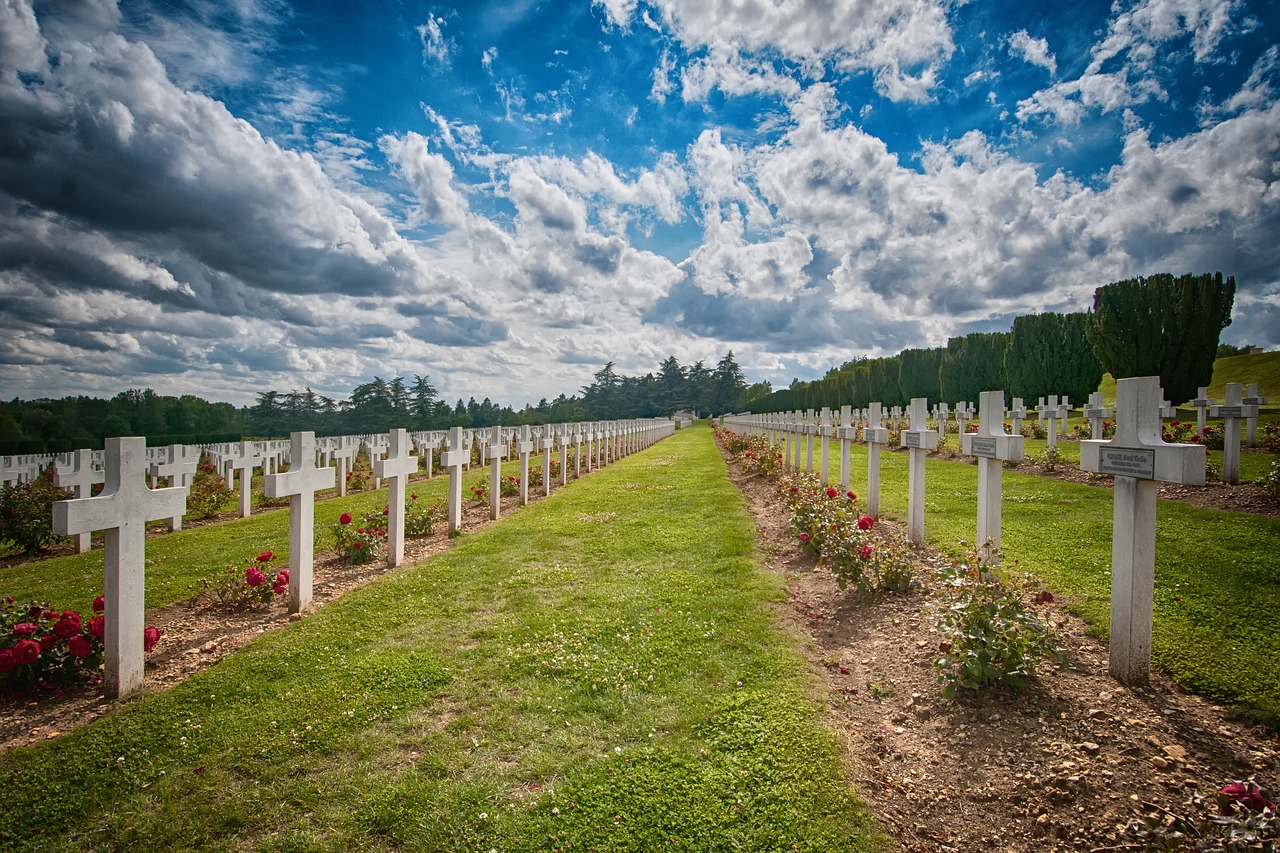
[1189,387,1213,435]
[441,427,467,533]
[1244,383,1268,448]
[818,407,832,485]
[1211,383,1258,485]
[228,441,262,518]
[1082,392,1114,441]
[264,431,335,614]
[373,429,418,568]
[1081,377,1204,684]
[837,405,855,493]
[52,438,187,698]
[865,401,889,518]
[516,425,533,505]
[53,449,105,552]
[149,444,198,532]
[1009,397,1027,436]
[485,424,507,520]
[902,398,938,545]
[960,391,1024,565]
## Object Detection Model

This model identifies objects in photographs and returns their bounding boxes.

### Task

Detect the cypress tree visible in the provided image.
[1006,312,1102,404]
[898,347,944,402]
[1086,272,1235,404]
[939,332,1011,403]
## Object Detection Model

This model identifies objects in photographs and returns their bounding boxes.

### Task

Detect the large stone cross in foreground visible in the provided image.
[1080,376,1205,685]
[53,438,188,698]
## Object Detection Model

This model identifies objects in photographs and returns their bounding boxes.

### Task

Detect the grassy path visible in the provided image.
[0,426,885,852]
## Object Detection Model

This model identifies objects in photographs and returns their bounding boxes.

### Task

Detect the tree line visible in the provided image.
[746,272,1240,414]
[0,353,756,454]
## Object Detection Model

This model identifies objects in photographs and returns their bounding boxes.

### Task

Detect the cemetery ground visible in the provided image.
[1,423,1278,850]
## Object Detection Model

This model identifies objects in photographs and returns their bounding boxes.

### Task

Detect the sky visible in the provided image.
[1,0,1278,409]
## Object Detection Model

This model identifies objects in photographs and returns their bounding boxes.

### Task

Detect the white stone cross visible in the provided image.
[53,449,105,553]
[955,401,972,436]
[1059,395,1072,437]
[149,444,198,532]
[1037,395,1068,449]
[902,398,939,545]
[1189,387,1214,435]
[960,390,1025,565]
[516,425,534,505]
[539,426,555,495]
[52,438,187,698]
[804,409,817,474]
[440,427,468,533]
[1009,397,1027,436]
[1158,398,1177,420]
[264,431,335,615]
[374,429,418,568]
[865,401,889,517]
[1080,376,1205,685]
[558,425,570,485]
[818,407,833,485]
[1082,392,1114,441]
[934,402,950,440]
[1211,383,1258,484]
[1243,383,1268,448]
[485,423,508,520]
[836,405,856,493]
[228,440,262,518]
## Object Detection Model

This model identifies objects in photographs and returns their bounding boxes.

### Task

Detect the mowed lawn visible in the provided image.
[0,425,886,853]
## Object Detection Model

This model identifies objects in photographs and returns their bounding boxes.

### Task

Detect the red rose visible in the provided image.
[245,567,267,587]
[859,544,874,560]
[12,638,40,664]
[92,595,105,613]
[12,622,36,637]
[68,635,92,659]
[53,612,82,639]
[353,541,363,549]
[1034,591,1055,605]
[256,551,273,563]
[277,570,289,584]
[788,486,798,494]
[798,532,812,543]
[857,515,875,531]
[39,635,56,652]
[410,493,418,500]
[382,507,389,515]
[846,491,857,501]
[826,487,838,498]
[0,649,15,673]
[143,626,161,652]
[339,512,352,525]
[88,616,105,638]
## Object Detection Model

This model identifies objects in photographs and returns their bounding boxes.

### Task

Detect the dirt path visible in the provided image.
[723,453,1278,851]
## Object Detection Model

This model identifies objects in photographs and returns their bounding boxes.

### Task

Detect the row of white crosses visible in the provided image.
[48,418,677,700]
[725,376,1210,687]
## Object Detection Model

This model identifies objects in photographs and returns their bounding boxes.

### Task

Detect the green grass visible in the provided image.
[0,426,886,853]
[833,442,1280,725]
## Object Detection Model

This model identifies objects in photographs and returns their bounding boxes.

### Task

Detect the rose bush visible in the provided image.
[1,595,160,693]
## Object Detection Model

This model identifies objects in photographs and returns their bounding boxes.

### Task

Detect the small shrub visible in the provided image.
[201,551,289,611]
[0,470,71,555]
[187,455,231,518]
[345,451,373,492]
[470,481,489,503]
[0,595,160,694]
[934,549,1067,699]
[404,493,440,537]
[1261,421,1280,454]
[1200,423,1225,450]
[1258,461,1280,500]
[333,511,385,564]
[1119,778,1276,850]
[500,475,521,497]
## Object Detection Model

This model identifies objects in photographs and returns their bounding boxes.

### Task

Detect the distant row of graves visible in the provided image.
[3,418,682,699]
